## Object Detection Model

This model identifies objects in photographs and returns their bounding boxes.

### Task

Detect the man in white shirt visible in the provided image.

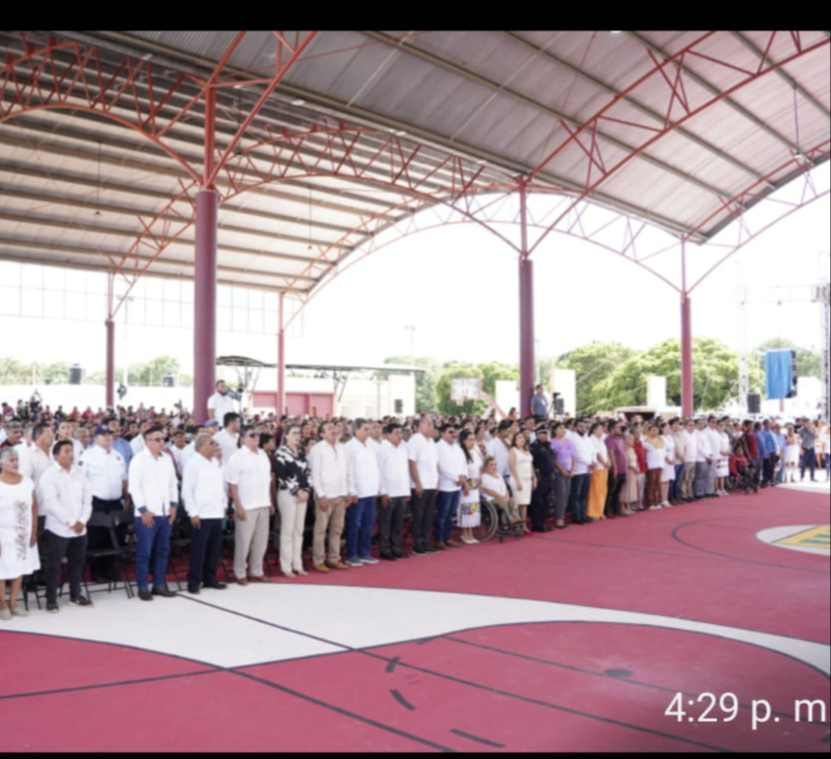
[29,422,54,485]
[705,416,723,497]
[345,419,381,567]
[693,418,713,499]
[207,379,238,423]
[378,423,410,560]
[79,425,129,581]
[680,419,698,502]
[435,424,467,550]
[128,425,179,601]
[214,412,241,470]
[568,420,594,525]
[308,421,354,572]
[407,415,440,556]
[182,434,228,594]
[167,428,188,480]
[130,420,150,457]
[225,425,274,584]
[38,440,93,612]
[486,420,513,479]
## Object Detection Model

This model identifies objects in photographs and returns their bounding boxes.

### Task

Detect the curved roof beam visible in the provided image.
[503,31,771,188]
[526,32,829,254]
[367,30,739,201]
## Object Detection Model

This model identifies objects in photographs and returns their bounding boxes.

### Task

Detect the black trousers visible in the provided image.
[188,518,223,588]
[379,497,406,553]
[47,531,87,604]
[800,449,817,480]
[605,473,627,516]
[410,489,437,551]
[529,478,551,530]
[89,497,123,578]
[762,454,775,485]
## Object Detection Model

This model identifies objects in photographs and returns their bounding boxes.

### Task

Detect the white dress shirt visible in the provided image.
[30,445,53,485]
[128,448,178,517]
[79,445,126,501]
[213,429,240,469]
[706,427,723,460]
[207,392,237,422]
[168,444,188,478]
[309,440,353,499]
[486,437,511,478]
[14,442,33,480]
[224,446,272,511]
[589,435,610,470]
[436,439,466,492]
[694,429,711,462]
[346,437,381,498]
[572,434,595,476]
[379,440,411,498]
[408,432,439,489]
[130,435,146,456]
[682,430,698,463]
[37,462,93,539]
[181,441,198,472]
[182,454,226,519]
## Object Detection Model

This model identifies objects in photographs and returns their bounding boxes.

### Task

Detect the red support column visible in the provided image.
[105,318,115,409]
[193,190,219,425]
[680,238,693,418]
[277,292,286,418]
[518,180,535,416]
[681,295,694,417]
[194,87,219,425]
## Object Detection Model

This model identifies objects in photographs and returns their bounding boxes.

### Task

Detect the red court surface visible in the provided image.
[1,484,829,752]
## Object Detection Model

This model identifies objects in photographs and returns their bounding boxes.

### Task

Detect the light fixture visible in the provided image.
[140,52,153,61]
[291,97,306,106]
[394,129,407,136]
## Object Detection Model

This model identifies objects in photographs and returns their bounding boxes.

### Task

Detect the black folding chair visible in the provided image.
[83,511,134,599]
[22,515,47,611]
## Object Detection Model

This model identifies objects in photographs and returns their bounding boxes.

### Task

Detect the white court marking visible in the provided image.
[756,524,831,557]
[4,585,829,676]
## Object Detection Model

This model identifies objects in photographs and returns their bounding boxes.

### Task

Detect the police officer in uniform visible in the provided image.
[529,425,555,532]
[79,424,128,581]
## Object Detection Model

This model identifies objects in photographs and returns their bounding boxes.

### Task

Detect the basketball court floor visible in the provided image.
[1,481,828,752]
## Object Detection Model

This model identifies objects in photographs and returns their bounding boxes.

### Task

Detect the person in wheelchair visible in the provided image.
[480,456,523,530]
[729,443,757,494]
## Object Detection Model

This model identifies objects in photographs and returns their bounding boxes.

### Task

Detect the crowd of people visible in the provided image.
[0,380,828,619]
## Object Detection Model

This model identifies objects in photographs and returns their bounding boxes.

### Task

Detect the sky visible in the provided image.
[0,164,828,380]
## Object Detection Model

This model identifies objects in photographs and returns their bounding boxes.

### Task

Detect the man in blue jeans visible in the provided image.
[345,419,380,567]
[127,425,179,601]
[435,425,467,548]
[569,419,593,524]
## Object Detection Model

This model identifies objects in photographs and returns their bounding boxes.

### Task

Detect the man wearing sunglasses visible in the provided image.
[128,425,180,601]
[225,425,275,585]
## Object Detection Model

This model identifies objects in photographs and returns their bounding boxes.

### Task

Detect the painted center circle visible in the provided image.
[755,525,830,556]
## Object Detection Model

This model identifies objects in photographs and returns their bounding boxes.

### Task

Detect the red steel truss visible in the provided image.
[1,31,828,415]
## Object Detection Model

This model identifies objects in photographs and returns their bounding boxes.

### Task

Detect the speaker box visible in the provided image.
[747,393,761,414]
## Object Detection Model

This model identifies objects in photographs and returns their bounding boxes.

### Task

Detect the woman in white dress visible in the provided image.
[458,430,483,544]
[784,424,800,482]
[659,422,676,508]
[0,447,40,620]
[508,431,536,534]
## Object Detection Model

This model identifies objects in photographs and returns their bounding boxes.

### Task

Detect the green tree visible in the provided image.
[435,363,488,416]
[589,337,763,414]
[753,338,821,379]
[0,357,29,384]
[128,356,180,386]
[383,355,439,413]
[478,361,519,397]
[556,343,640,415]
